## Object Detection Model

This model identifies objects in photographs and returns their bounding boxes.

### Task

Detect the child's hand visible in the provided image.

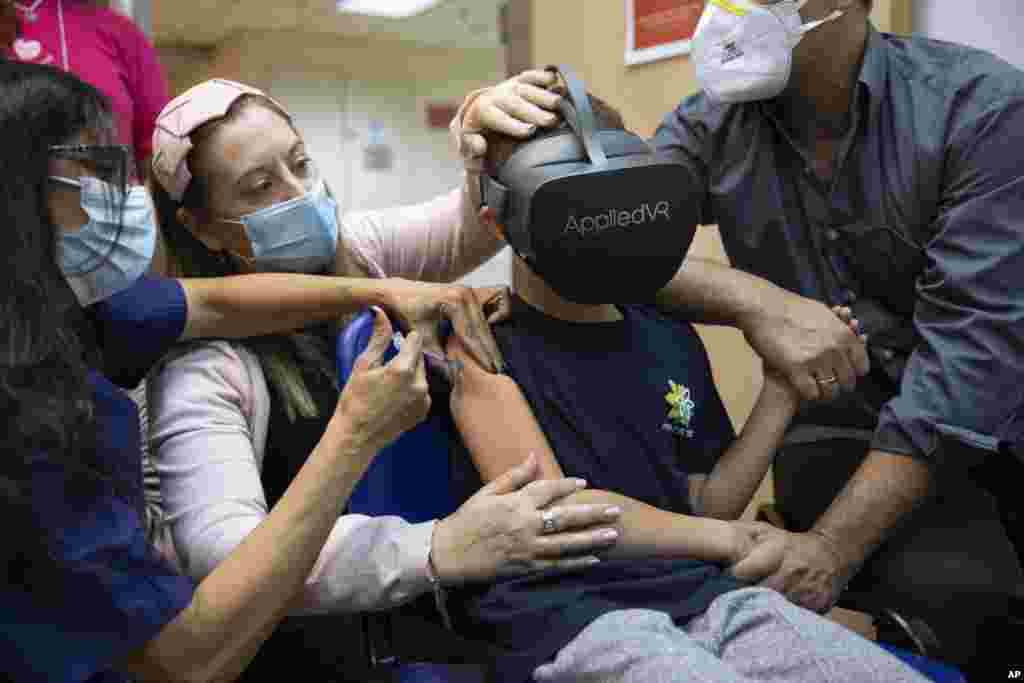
[727,521,789,578]
[761,368,802,412]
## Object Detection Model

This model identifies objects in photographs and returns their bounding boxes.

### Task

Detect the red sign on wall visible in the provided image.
[425,102,460,130]
[626,0,704,65]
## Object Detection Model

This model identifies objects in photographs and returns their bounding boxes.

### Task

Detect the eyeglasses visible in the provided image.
[48,144,132,187]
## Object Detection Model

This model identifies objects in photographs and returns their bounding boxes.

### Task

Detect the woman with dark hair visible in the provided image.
[0,59,435,683]
[1,1,171,550]
[0,63,618,682]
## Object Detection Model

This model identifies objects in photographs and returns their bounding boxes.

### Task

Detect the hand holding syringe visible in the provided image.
[392,330,463,382]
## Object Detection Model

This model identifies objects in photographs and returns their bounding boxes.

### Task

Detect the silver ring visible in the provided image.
[816,375,839,386]
[540,509,558,534]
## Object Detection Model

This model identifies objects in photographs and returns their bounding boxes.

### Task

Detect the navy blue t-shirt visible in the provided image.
[451,295,746,681]
[1,276,194,682]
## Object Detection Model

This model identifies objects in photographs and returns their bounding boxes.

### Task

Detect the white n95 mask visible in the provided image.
[692,0,844,104]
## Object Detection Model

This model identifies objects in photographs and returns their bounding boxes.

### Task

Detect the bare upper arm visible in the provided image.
[445,333,564,482]
[687,474,708,515]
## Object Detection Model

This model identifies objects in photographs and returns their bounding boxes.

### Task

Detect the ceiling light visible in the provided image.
[336,0,443,18]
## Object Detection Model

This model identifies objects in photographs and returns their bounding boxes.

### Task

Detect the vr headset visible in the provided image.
[480,65,699,304]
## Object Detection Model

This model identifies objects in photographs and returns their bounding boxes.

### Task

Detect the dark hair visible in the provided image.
[0,62,124,595]
[152,94,336,421]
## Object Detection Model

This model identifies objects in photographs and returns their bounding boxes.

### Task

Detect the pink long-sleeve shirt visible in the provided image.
[149,188,502,613]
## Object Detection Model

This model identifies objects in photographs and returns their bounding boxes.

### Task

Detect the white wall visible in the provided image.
[913,0,1024,70]
[267,71,513,288]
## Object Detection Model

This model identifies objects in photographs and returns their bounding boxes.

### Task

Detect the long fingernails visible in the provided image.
[573,478,587,490]
[604,506,622,519]
[600,529,619,541]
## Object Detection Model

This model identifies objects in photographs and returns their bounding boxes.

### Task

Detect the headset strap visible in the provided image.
[548,65,608,167]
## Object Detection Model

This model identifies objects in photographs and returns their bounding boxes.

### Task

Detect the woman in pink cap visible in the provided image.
[0,62,619,682]
[144,75,623,679]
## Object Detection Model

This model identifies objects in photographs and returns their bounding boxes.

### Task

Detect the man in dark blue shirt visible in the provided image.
[647,0,1024,674]
[443,91,925,682]
[456,1,1023,673]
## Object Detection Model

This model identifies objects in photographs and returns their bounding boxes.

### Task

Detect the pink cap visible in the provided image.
[151,79,290,201]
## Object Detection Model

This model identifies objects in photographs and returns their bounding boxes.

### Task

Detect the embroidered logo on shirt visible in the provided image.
[662,380,696,438]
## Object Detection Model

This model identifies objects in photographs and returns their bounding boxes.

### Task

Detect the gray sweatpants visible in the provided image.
[533,587,929,683]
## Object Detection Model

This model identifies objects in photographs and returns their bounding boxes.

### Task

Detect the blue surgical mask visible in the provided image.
[223,179,339,274]
[50,175,157,306]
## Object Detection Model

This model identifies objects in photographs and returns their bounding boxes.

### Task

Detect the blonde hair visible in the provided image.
[258,332,336,422]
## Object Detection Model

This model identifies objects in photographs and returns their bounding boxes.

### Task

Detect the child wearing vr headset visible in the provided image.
[440,68,925,683]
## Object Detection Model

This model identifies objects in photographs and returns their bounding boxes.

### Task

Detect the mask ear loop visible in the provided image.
[797,8,845,35]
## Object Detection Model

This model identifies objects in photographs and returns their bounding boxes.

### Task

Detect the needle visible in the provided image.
[392,331,459,376]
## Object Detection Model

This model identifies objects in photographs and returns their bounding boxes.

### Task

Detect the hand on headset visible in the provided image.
[451,69,564,173]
